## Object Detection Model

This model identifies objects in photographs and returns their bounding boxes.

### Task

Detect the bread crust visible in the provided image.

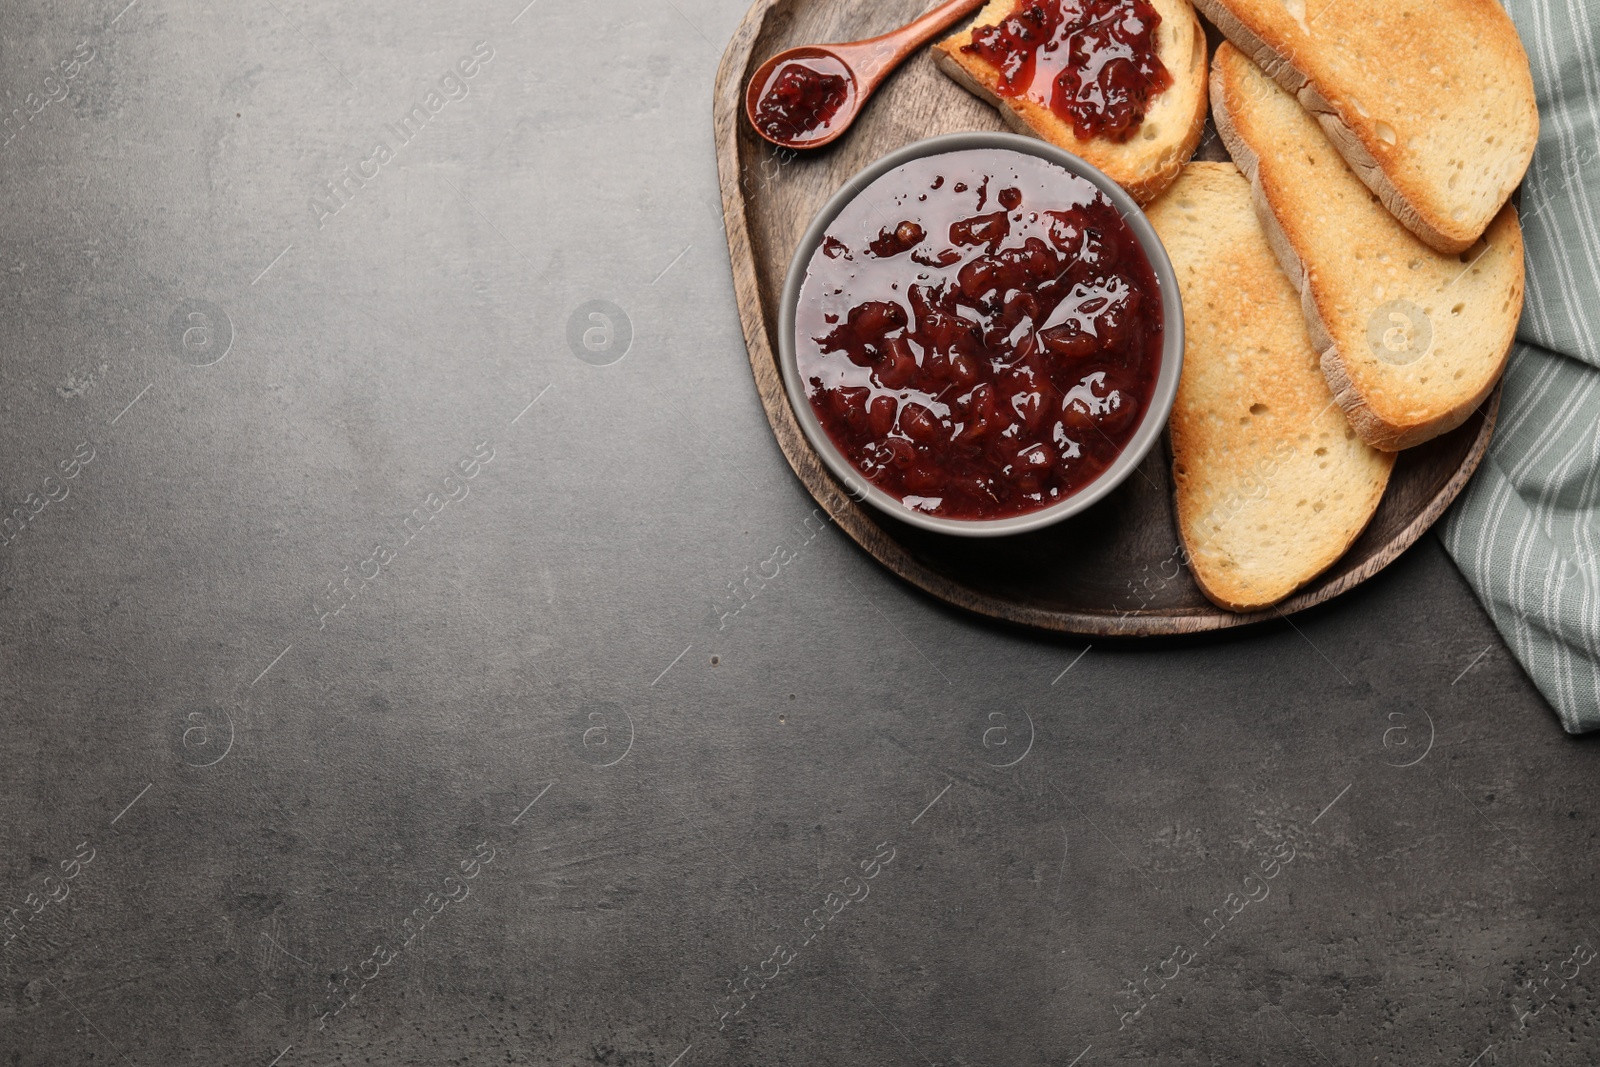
[1211,43,1522,452]
[934,0,1208,204]
[1191,0,1537,254]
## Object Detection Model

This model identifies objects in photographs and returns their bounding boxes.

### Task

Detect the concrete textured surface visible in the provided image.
[0,1,1595,1065]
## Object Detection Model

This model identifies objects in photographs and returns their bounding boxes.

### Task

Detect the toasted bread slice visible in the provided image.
[1212,44,1523,451]
[934,0,1208,203]
[1147,162,1394,612]
[1192,0,1536,253]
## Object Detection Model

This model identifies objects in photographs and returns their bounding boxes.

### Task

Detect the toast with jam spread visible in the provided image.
[934,0,1208,203]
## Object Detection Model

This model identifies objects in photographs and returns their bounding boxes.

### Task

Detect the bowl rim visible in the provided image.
[776,130,1185,538]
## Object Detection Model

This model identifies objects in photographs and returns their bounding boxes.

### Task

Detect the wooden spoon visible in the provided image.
[744,0,988,150]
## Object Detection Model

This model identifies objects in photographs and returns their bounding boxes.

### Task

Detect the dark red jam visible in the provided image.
[752,55,853,146]
[962,0,1172,142]
[796,149,1162,522]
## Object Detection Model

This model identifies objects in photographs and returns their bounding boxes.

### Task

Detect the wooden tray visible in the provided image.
[712,0,1500,636]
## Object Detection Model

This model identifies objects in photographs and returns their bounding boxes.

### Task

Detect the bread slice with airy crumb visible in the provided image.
[1192,0,1536,253]
[934,0,1208,203]
[1212,44,1523,451]
[1147,162,1394,612]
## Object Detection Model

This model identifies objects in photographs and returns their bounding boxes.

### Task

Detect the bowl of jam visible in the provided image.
[780,132,1183,537]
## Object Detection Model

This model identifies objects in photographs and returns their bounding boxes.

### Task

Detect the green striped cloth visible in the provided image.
[1440,0,1600,733]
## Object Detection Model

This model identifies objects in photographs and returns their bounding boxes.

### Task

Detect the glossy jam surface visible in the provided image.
[752,55,853,146]
[796,149,1163,522]
[962,0,1172,142]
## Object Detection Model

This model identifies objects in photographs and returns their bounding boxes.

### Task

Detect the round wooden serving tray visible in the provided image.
[712,0,1500,636]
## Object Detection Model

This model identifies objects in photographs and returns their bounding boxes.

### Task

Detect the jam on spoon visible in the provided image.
[752,55,854,146]
[743,0,988,150]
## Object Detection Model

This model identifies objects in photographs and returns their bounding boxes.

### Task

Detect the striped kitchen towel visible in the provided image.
[1439,0,1600,733]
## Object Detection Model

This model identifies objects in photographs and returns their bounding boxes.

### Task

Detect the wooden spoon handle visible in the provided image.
[841,0,989,88]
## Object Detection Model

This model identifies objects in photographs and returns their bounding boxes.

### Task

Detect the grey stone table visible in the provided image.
[1,1,1593,1064]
